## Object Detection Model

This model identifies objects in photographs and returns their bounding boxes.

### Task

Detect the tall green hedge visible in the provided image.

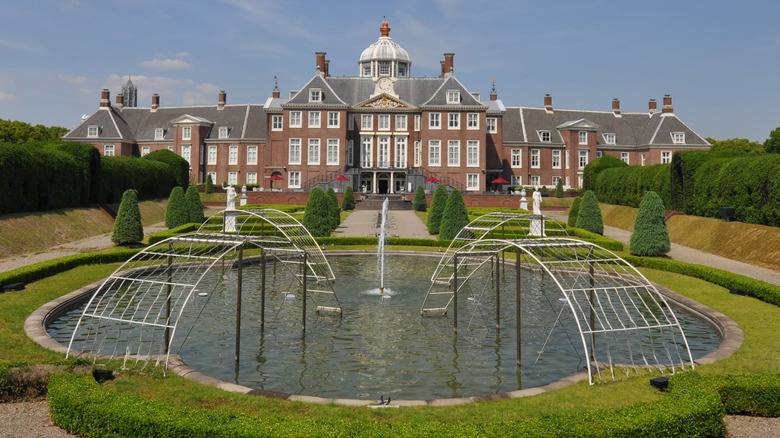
[185,185,205,224]
[670,149,745,212]
[341,186,355,211]
[567,196,582,227]
[112,189,143,245]
[591,163,671,209]
[46,141,102,205]
[576,190,604,235]
[165,187,188,229]
[583,155,627,191]
[302,188,332,237]
[100,156,177,203]
[630,191,670,257]
[142,149,189,190]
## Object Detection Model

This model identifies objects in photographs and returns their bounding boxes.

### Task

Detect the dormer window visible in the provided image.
[218,127,229,139]
[538,130,551,143]
[672,132,685,144]
[446,90,460,104]
[87,125,99,138]
[309,89,322,103]
[603,133,616,145]
[154,128,165,140]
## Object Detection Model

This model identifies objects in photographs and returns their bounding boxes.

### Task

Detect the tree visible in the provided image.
[325,187,340,229]
[164,186,188,229]
[575,190,604,235]
[706,137,765,155]
[413,185,427,212]
[567,196,582,227]
[555,178,564,198]
[427,184,448,234]
[185,185,205,224]
[205,174,214,194]
[302,188,332,237]
[439,190,469,240]
[630,191,670,257]
[111,189,143,245]
[763,127,780,154]
[341,185,355,210]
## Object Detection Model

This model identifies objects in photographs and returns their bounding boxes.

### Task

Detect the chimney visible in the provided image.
[272,88,280,98]
[544,94,553,113]
[612,98,621,116]
[648,98,657,114]
[151,93,159,111]
[115,93,124,109]
[218,90,226,110]
[315,51,326,75]
[272,75,280,98]
[100,89,110,108]
[440,61,446,78]
[443,52,454,76]
[324,59,330,77]
[490,78,497,101]
[662,94,673,114]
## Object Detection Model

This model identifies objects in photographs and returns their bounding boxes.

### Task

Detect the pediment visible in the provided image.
[170,114,213,125]
[557,118,600,131]
[357,94,414,110]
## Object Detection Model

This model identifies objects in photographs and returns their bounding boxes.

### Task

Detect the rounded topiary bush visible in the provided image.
[439,189,469,240]
[575,190,604,235]
[302,188,332,237]
[185,185,205,224]
[567,196,582,227]
[630,191,671,257]
[325,187,340,229]
[164,186,188,229]
[341,185,355,210]
[427,184,448,234]
[111,189,143,245]
[413,184,427,212]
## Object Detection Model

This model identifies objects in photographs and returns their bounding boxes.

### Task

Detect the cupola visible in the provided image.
[358,18,412,78]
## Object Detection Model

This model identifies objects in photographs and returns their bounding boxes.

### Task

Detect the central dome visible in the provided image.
[358,18,411,78]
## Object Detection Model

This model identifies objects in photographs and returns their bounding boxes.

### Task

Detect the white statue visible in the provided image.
[226,186,236,210]
[532,188,542,215]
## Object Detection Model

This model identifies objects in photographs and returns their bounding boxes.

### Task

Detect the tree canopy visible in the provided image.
[0,119,68,145]
[706,137,765,155]
[763,128,780,154]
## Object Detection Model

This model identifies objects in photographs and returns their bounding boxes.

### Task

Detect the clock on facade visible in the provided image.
[377,77,393,93]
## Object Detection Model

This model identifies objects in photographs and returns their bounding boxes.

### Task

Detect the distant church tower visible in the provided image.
[121,76,137,107]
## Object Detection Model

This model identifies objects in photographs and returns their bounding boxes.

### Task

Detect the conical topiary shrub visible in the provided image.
[325,187,340,230]
[630,191,671,257]
[164,186,188,229]
[185,185,205,224]
[439,189,469,240]
[111,189,143,245]
[302,188,332,237]
[205,174,214,194]
[341,186,355,210]
[413,184,427,212]
[555,178,564,198]
[575,190,604,235]
[427,184,448,234]
[567,196,582,227]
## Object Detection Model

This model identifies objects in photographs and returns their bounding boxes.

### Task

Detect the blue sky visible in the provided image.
[1,0,779,142]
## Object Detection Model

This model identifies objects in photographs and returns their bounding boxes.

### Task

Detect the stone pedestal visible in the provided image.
[520,197,528,211]
[529,215,545,237]
[240,186,248,206]
[224,210,238,233]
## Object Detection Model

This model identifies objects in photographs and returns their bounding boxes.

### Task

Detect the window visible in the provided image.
[621,152,630,164]
[661,151,672,164]
[672,132,685,144]
[531,175,540,187]
[155,128,165,140]
[565,150,570,169]
[467,113,479,130]
[182,144,191,164]
[511,175,522,186]
[327,139,339,165]
[579,131,588,145]
[272,115,283,131]
[168,146,174,151]
[538,130,551,143]
[348,114,354,130]
[308,138,320,165]
[597,150,603,158]
[309,89,321,103]
[207,172,217,185]
[552,176,561,187]
[288,139,301,164]
[289,111,302,128]
[246,172,257,185]
[228,172,238,186]
[579,150,589,169]
[218,127,229,139]
[531,149,540,168]
[467,173,479,191]
[361,114,372,130]
[378,114,390,130]
[87,125,99,138]
[327,111,340,128]
[395,137,407,167]
[603,133,616,145]
[414,140,421,167]
[378,136,390,168]
[363,65,371,76]
[104,144,114,156]
[642,154,647,166]
[447,90,460,104]
[448,140,460,166]
[467,140,479,167]
[511,149,522,168]
[414,114,421,131]
[308,111,320,128]
[200,145,204,165]
[247,145,257,165]
[182,126,191,140]
[347,140,354,166]
[428,140,441,166]
[379,61,390,75]
[396,115,407,131]
[486,117,497,134]
[398,63,407,77]
[228,145,238,165]
[429,112,440,129]
[289,171,301,188]
[552,150,561,169]
[141,146,150,156]
[208,146,217,164]
[448,113,460,129]
[361,136,372,167]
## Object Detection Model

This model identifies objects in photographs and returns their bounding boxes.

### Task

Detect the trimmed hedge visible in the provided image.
[427,185,448,234]
[592,163,672,209]
[100,156,177,203]
[670,149,746,212]
[147,223,201,245]
[142,149,189,191]
[582,155,627,191]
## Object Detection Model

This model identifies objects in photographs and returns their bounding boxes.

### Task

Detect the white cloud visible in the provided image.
[57,73,87,84]
[140,58,193,70]
[182,81,221,106]
[0,91,15,103]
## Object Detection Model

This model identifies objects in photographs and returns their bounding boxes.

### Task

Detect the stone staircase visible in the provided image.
[355,194,414,210]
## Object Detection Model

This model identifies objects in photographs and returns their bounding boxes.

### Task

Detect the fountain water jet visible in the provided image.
[377,197,389,295]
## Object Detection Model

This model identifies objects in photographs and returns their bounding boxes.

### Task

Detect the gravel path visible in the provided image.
[0,401,74,437]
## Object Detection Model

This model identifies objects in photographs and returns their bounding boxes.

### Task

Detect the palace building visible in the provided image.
[64,18,709,193]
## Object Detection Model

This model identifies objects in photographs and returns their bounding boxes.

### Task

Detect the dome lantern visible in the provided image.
[358,18,411,79]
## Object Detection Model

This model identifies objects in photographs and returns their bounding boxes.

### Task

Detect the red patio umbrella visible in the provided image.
[491,177,509,184]
[423,176,441,183]
[334,175,349,191]
[267,174,284,180]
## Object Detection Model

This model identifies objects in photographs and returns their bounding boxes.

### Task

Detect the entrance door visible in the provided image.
[376,172,390,194]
